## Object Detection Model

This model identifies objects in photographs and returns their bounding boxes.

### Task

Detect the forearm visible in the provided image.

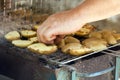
[71,0,120,23]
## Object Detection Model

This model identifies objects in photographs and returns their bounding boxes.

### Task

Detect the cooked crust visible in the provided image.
[82,38,107,51]
[101,30,117,45]
[75,24,95,36]
[64,36,80,44]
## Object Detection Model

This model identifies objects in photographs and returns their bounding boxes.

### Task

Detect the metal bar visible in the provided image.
[76,66,115,78]
[115,57,120,80]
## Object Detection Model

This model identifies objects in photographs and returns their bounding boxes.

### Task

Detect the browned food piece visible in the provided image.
[28,43,57,55]
[113,33,120,41]
[75,24,95,36]
[89,31,102,39]
[64,36,80,44]
[82,38,107,51]
[29,37,38,43]
[5,31,20,41]
[69,46,92,56]
[12,40,33,48]
[33,25,39,30]
[101,30,117,45]
[20,30,36,38]
[57,39,65,48]
[61,43,92,56]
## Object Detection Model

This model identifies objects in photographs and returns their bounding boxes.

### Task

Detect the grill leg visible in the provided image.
[115,57,120,80]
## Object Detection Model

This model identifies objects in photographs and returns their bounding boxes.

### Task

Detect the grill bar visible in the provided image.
[45,43,120,65]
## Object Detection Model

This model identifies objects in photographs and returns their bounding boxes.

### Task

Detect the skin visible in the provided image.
[37,0,120,44]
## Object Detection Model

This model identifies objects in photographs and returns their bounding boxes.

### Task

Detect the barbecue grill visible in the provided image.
[0,0,120,80]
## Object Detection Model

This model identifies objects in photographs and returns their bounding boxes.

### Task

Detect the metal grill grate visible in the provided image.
[40,43,120,65]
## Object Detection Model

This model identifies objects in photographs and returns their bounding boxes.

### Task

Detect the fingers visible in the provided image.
[54,35,65,44]
[37,25,57,44]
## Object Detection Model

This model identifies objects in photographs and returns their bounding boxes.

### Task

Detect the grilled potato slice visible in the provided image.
[28,43,57,55]
[61,43,92,56]
[101,30,117,45]
[82,38,107,51]
[64,36,80,44]
[12,40,33,48]
[89,31,102,39]
[69,46,92,56]
[20,30,36,38]
[75,24,95,36]
[57,39,65,48]
[113,33,120,41]
[33,25,39,30]
[29,37,38,43]
[5,31,20,41]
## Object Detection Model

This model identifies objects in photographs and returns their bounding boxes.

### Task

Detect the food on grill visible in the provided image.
[61,43,92,56]
[113,33,120,41]
[12,40,33,48]
[28,43,57,55]
[5,31,20,41]
[82,38,107,51]
[20,30,36,38]
[89,31,102,39]
[29,37,38,43]
[64,36,80,44]
[33,25,39,30]
[101,30,117,45]
[69,46,92,56]
[57,39,65,48]
[75,24,95,36]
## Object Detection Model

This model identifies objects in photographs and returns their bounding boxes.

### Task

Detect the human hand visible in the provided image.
[37,10,85,44]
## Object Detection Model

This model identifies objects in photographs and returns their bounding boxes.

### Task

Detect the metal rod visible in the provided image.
[76,66,115,77]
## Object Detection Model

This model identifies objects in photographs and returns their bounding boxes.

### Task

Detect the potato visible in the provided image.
[20,30,36,38]
[12,40,33,48]
[61,43,82,54]
[33,25,39,30]
[29,37,38,43]
[61,43,92,56]
[57,39,65,48]
[75,24,95,36]
[113,33,120,41]
[28,43,57,55]
[5,31,20,41]
[64,36,80,44]
[82,38,107,51]
[101,30,117,45]
[69,47,92,56]
[89,31,102,39]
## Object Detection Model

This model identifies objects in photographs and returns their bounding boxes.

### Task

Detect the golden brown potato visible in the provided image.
[20,30,36,38]
[28,43,57,55]
[29,37,38,43]
[5,31,20,41]
[61,43,82,54]
[75,24,95,36]
[89,31,102,39]
[101,30,117,45]
[82,38,107,51]
[57,39,65,48]
[113,33,120,41]
[12,40,33,48]
[64,36,80,44]
[69,46,92,56]
[33,25,39,30]
[61,43,92,56]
